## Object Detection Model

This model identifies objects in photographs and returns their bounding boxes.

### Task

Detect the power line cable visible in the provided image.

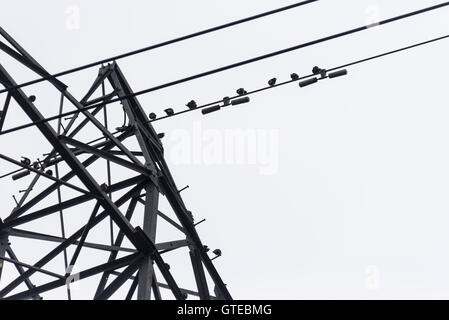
[13,1,447,113]
[0,0,318,94]
[2,1,448,99]
[153,35,449,121]
[1,32,448,137]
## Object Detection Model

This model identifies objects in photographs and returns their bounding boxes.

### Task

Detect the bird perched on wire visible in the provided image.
[20,157,31,166]
[268,78,277,87]
[290,73,299,80]
[236,88,247,96]
[186,100,197,110]
[164,108,175,116]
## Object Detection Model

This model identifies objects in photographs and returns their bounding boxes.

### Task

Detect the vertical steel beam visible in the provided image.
[0,64,140,251]
[137,185,159,300]
[107,63,231,300]
[107,64,162,300]
[190,248,211,300]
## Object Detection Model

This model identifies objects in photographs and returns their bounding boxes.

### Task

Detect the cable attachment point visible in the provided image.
[12,170,30,181]
[202,105,221,115]
[231,97,250,106]
[299,77,318,88]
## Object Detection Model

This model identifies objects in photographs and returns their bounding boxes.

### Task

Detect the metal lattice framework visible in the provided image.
[0,28,231,300]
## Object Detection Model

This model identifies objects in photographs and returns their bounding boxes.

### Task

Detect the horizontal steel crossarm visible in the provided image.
[7,229,186,253]
[8,228,136,253]
[3,253,140,300]
[2,175,145,229]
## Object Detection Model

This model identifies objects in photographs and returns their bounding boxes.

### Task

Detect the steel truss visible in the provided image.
[0,27,231,300]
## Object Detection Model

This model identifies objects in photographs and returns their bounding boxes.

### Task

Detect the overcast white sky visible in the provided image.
[1,0,449,299]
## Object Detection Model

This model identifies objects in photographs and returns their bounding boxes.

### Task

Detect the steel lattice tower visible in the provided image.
[0,28,231,300]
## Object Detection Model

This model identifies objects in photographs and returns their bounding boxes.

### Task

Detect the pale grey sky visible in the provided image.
[1,0,449,299]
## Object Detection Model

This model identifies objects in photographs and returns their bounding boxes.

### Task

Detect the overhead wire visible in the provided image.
[63,2,449,112]
[1,3,449,136]
[0,0,319,94]
[1,32,448,136]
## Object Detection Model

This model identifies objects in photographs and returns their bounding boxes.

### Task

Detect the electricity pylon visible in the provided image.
[0,27,230,300]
